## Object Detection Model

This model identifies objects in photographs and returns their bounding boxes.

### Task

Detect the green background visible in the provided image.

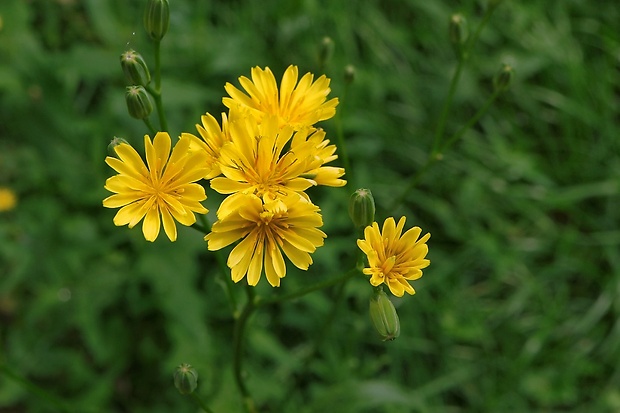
[1,0,619,411]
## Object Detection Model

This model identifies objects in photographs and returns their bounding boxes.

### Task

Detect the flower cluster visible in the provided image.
[104,65,345,287]
[203,66,345,287]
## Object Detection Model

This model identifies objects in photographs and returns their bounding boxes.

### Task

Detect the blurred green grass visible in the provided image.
[1,0,619,412]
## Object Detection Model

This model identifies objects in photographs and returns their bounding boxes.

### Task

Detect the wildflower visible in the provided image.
[205,193,326,287]
[210,115,345,218]
[103,132,209,242]
[0,187,17,212]
[357,217,430,297]
[223,65,339,130]
[181,112,231,180]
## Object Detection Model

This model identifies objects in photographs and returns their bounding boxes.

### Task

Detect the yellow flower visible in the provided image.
[181,112,231,180]
[103,132,209,242]
[223,65,339,130]
[205,193,326,287]
[0,187,17,212]
[357,217,430,297]
[209,115,345,217]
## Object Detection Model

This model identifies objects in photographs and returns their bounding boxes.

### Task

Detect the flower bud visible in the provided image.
[369,288,400,341]
[493,63,514,93]
[125,86,153,119]
[144,0,170,41]
[449,14,468,57]
[120,49,151,86]
[107,137,129,157]
[319,36,334,68]
[344,65,356,85]
[348,188,375,229]
[174,364,198,395]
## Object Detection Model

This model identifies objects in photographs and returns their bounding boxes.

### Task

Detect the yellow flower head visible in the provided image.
[210,115,345,218]
[103,132,209,242]
[357,217,430,297]
[181,112,231,180]
[205,193,326,287]
[0,187,17,212]
[223,65,339,130]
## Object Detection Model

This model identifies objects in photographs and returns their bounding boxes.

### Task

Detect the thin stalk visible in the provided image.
[258,267,359,307]
[191,392,217,413]
[432,58,465,154]
[143,117,157,136]
[198,214,238,315]
[1,365,72,413]
[150,39,168,132]
[232,285,259,413]
[334,83,352,186]
[440,90,500,154]
[392,4,502,210]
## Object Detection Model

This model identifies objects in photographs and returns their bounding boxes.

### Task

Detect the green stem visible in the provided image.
[191,392,217,413]
[197,214,239,316]
[392,4,501,211]
[432,57,465,154]
[258,267,359,307]
[143,117,157,136]
[334,83,352,187]
[151,39,168,132]
[1,364,72,413]
[439,90,500,154]
[233,285,259,413]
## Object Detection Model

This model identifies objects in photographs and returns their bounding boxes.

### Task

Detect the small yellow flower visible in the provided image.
[205,193,326,287]
[357,217,430,297]
[103,132,209,242]
[223,65,339,130]
[210,115,345,218]
[0,187,17,212]
[181,112,231,180]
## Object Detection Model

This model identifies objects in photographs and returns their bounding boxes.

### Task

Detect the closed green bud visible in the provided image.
[120,49,151,86]
[144,0,170,41]
[344,64,356,84]
[369,288,400,341]
[319,36,334,68]
[493,63,514,93]
[449,14,468,57]
[107,137,129,156]
[349,188,375,229]
[125,86,153,119]
[174,364,198,395]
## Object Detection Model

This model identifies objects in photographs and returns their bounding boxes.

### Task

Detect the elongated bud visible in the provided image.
[319,36,334,68]
[369,288,400,341]
[144,0,170,41]
[120,50,151,86]
[174,364,198,395]
[125,86,153,119]
[344,65,356,84]
[449,14,468,57]
[107,137,129,156]
[493,63,514,93]
[349,188,375,229]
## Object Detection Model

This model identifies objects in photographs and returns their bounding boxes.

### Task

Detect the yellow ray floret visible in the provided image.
[210,115,346,218]
[357,217,430,297]
[181,112,231,180]
[103,132,209,242]
[223,65,339,130]
[205,193,326,287]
